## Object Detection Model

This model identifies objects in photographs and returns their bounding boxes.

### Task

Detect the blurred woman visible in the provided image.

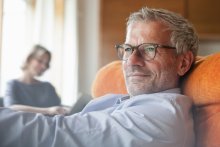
[3,45,68,115]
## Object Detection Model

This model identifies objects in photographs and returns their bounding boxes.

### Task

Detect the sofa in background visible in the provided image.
[91,52,220,147]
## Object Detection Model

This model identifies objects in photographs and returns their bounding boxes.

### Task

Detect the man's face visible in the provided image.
[123,21,181,96]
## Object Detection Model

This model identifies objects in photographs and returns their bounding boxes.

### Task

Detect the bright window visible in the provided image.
[1,0,27,96]
[1,0,79,106]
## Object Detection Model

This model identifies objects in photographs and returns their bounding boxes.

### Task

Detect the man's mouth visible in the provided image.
[127,72,151,77]
[127,74,150,84]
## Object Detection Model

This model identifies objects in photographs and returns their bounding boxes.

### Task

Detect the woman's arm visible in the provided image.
[3,80,19,107]
[9,104,69,115]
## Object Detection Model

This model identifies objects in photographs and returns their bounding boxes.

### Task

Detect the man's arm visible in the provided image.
[0,95,193,147]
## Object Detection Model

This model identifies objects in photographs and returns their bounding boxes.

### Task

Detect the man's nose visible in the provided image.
[126,50,145,66]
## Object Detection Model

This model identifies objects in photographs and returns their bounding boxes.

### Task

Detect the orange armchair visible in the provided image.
[92,52,220,147]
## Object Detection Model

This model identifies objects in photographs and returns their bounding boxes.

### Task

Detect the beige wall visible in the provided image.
[199,41,220,56]
[77,0,100,95]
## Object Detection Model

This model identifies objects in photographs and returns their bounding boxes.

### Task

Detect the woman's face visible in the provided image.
[26,52,50,77]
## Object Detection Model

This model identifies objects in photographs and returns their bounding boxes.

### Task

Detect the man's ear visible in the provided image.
[177,51,194,76]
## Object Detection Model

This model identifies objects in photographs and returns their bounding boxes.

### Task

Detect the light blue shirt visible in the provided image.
[0,88,194,147]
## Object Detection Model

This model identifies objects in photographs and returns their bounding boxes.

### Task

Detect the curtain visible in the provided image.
[0,0,2,92]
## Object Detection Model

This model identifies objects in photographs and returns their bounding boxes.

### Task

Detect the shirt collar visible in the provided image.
[116,88,181,104]
[160,88,181,94]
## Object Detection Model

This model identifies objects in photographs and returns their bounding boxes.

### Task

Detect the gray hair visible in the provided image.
[127,7,199,59]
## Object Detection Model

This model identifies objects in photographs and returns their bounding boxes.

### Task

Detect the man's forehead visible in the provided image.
[125,21,171,44]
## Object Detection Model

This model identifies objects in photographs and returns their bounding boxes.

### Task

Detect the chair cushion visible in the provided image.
[182,53,220,106]
[91,61,127,98]
[182,52,220,147]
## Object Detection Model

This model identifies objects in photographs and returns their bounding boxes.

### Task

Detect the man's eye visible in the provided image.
[144,46,155,52]
[124,47,132,52]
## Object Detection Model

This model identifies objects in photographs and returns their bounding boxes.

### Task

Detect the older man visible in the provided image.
[0,7,198,147]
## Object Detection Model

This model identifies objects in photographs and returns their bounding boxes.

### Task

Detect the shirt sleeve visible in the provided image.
[3,81,19,107]
[0,95,194,147]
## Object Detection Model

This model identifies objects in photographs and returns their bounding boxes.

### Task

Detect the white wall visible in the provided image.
[77,0,100,95]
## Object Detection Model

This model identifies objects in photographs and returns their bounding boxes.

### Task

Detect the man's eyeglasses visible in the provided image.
[115,43,176,61]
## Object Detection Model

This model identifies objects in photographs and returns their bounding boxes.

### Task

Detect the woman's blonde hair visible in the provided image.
[22,44,51,70]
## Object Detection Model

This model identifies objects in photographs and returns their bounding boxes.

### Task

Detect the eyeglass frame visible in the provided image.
[115,43,176,61]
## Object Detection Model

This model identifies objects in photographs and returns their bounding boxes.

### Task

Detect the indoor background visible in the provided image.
[0,0,219,106]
